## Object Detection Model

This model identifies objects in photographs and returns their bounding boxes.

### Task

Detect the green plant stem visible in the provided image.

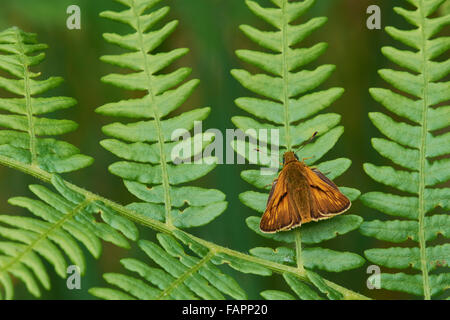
[131,0,173,228]
[156,250,215,300]
[281,0,292,151]
[281,0,306,279]
[294,230,305,273]
[0,154,370,300]
[14,28,37,165]
[417,0,431,300]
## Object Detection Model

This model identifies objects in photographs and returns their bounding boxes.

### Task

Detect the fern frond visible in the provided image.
[231,0,365,299]
[97,0,227,229]
[0,25,138,300]
[0,3,369,301]
[360,0,450,299]
[0,175,138,299]
[90,233,247,300]
[0,27,93,173]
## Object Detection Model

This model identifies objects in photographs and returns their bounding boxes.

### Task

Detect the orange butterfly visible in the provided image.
[260,143,350,233]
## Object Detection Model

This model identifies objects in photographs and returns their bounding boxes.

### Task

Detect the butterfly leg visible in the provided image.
[263,178,278,189]
[301,156,315,163]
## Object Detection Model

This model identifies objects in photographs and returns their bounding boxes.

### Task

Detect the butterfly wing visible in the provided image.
[260,162,351,233]
[303,166,351,219]
[260,164,310,233]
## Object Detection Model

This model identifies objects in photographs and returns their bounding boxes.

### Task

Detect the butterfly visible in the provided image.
[259,149,351,233]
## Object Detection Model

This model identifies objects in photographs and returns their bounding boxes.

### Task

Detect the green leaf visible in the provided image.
[250,246,364,272]
[102,273,160,299]
[306,270,343,300]
[89,287,136,300]
[283,273,323,300]
[360,215,449,243]
[250,246,295,265]
[365,244,449,271]
[361,192,418,219]
[246,215,363,244]
[172,202,228,228]
[124,181,225,207]
[377,273,450,297]
[213,253,272,276]
[261,290,296,300]
[302,247,365,272]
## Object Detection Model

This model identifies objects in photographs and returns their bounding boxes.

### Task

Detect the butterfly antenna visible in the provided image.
[255,148,283,166]
[294,131,318,153]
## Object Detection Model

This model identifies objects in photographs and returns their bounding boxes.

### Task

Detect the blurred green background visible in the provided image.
[0,0,445,300]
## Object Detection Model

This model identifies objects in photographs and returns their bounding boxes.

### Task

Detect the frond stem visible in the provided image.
[131,0,174,227]
[281,0,292,151]
[281,0,306,277]
[294,229,305,272]
[155,250,215,300]
[14,28,37,164]
[0,155,370,300]
[417,0,431,300]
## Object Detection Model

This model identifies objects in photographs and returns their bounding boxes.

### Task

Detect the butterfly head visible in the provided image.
[282,151,299,165]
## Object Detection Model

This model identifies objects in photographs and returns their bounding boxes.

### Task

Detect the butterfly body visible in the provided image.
[260,151,351,233]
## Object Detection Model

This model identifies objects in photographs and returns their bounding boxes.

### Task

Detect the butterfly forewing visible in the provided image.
[260,162,308,233]
[304,165,351,216]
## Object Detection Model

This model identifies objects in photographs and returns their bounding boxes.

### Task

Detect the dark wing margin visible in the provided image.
[266,179,278,205]
[311,168,339,190]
